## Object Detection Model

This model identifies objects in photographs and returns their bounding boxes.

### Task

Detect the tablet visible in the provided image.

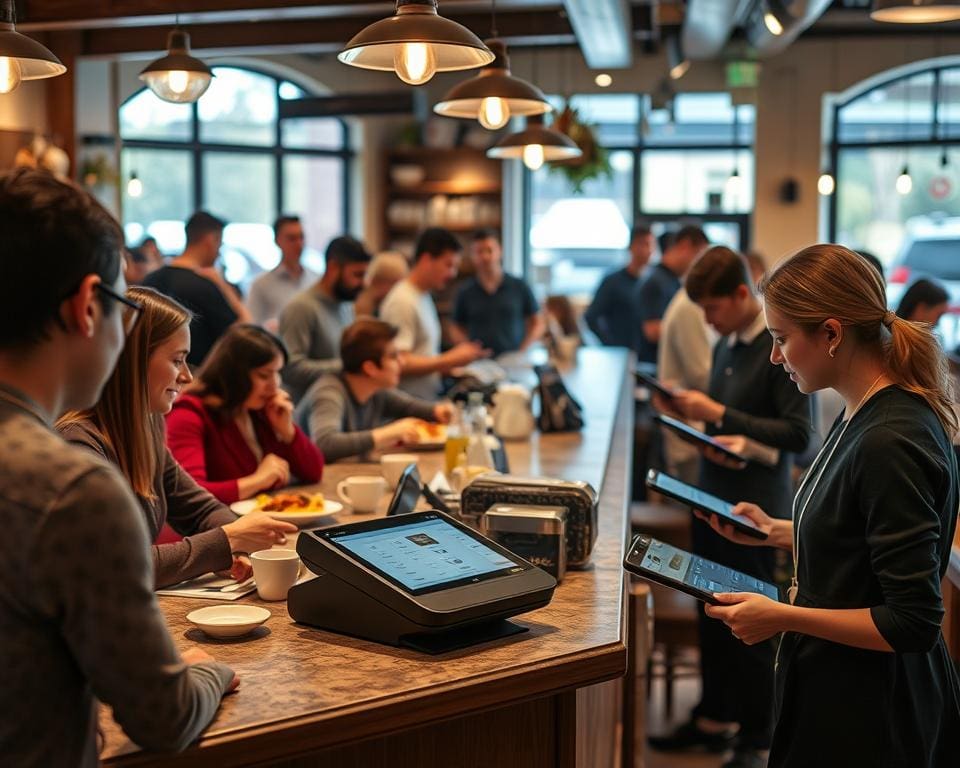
[386,462,422,517]
[655,414,747,467]
[623,534,780,604]
[646,469,768,540]
[635,370,678,401]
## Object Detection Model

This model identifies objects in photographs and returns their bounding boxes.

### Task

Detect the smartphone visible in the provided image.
[623,534,780,604]
[646,469,768,540]
[655,414,747,468]
[635,369,678,401]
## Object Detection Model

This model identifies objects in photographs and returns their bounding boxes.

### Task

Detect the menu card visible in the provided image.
[156,573,256,601]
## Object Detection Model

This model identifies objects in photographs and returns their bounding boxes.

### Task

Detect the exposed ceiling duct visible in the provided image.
[562,0,632,68]
[681,0,753,60]
[745,0,835,57]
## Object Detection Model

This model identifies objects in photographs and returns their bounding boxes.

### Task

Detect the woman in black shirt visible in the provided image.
[698,244,960,768]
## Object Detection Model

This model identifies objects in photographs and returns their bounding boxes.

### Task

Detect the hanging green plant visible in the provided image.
[549,105,611,193]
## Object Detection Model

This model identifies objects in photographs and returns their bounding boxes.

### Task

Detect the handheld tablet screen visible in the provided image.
[655,414,746,464]
[636,371,676,400]
[648,471,766,539]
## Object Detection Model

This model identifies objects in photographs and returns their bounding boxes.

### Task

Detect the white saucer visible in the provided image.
[230,499,342,526]
[187,605,271,638]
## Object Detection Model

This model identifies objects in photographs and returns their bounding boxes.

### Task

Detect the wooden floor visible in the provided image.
[643,672,728,768]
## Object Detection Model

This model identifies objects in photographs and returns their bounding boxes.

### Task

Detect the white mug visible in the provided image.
[250,549,300,601]
[381,454,419,488]
[337,475,387,513]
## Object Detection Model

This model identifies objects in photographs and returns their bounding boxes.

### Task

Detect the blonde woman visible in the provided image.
[58,288,295,588]
[697,244,959,767]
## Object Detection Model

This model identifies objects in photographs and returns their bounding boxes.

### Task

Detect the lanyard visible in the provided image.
[788,375,886,604]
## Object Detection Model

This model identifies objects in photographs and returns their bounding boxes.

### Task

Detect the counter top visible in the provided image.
[102,348,634,766]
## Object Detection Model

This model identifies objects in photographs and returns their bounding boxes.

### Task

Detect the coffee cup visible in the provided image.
[381,454,419,488]
[337,475,387,513]
[250,549,300,601]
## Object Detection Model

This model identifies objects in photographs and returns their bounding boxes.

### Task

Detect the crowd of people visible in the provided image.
[1,165,958,768]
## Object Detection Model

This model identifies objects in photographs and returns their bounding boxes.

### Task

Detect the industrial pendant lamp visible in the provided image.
[762,0,791,36]
[486,114,582,171]
[0,0,66,95]
[871,0,960,23]
[434,39,551,130]
[339,0,494,86]
[139,28,213,103]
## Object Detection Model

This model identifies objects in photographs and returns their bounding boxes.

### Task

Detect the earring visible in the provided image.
[828,346,837,358]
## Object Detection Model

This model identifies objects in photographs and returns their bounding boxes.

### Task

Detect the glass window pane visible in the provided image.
[641,150,753,214]
[527,150,634,297]
[282,155,345,273]
[121,148,193,254]
[199,67,278,146]
[279,81,306,100]
[838,71,935,143]
[644,93,745,146]
[564,94,640,146]
[119,89,192,142]
[937,68,960,139]
[203,152,277,287]
[281,117,344,150]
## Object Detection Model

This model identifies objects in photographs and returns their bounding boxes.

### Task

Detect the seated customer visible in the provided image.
[0,168,234,764]
[451,229,544,356]
[297,319,453,462]
[167,325,324,503]
[58,288,296,588]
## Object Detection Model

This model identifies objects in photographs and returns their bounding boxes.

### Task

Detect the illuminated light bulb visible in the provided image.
[817,172,835,196]
[896,166,912,195]
[127,174,143,198]
[394,42,437,85]
[764,12,784,36]
[166,70,190,95]
[595,73,613,88]
[725,169,743,197]
[478,96,510,130]
[0,56,22,94]
[670,60,690,81]
[522,144,545,171]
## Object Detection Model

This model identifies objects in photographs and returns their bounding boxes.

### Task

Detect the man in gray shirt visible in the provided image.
[247,214,319,329]
[279,235,371,403]
[0,169,235,767]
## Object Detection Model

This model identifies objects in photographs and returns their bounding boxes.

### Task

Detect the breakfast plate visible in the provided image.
[230,493,342,526]
[186,605,271,638]
[410,420,447,450]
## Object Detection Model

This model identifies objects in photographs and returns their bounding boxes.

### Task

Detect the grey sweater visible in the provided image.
[296,373,436,462]
[0,392,233,767]
[279,286,352,402]
[60,418,237,588]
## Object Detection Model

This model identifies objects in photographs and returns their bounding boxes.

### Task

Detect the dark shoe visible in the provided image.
[647,720,738,753]
[722,749,767,768]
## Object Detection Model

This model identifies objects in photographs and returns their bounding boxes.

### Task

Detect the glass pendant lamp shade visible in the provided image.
[338,0,494,86]
[486,114,582,169]
[871,0,960,23]
[139,30,213,104]
[0,0,66,94]
[434,39,552,129]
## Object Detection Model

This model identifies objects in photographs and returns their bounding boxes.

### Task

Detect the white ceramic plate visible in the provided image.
[230,498,342,526]
[186,605,271,638]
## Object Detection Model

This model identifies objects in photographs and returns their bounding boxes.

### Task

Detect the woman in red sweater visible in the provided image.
[167,324,324,504]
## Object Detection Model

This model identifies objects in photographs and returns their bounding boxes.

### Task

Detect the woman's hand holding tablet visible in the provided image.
[702,435,750,470]
[694,502,793,550]
[704,592,788,645]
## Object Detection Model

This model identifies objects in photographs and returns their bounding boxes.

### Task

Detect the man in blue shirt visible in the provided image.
[451,230,543,357]
[633,225,708,364]
[584,225,655,347]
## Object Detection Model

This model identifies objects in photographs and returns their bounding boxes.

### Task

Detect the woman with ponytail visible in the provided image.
[696,244,959,767]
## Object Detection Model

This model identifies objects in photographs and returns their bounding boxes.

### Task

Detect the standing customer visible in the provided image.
[167,325,324,504]
[143,211,251,366]
[354,251,409,318]
[0,168,235,765]
[247,215,320,329]
[699,244,959,768]
[58,288,295,588]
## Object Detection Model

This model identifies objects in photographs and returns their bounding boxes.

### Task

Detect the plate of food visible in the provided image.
[230,492,342,526]
[412,420,447,449]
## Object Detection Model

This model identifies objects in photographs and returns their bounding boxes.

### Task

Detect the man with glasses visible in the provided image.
[0,168,236,766]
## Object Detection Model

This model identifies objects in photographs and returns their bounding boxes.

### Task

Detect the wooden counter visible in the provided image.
[102,348,635,768]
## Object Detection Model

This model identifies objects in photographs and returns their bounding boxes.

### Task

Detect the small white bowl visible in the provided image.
[390,164,425,186]
[186,605,271,639]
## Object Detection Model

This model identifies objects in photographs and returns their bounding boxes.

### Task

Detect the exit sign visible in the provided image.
[727,61,759,88]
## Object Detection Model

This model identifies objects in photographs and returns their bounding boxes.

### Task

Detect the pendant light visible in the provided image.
[817,171,835,196]
[0,0,66,95]
[339,0,494,86]
[434,40,551,130]
[763,0,791,36]
[486,114,582,171]
[139,27,213,103]
[896,164,913,195]
[127,172,143,199]
[871,0,960,23]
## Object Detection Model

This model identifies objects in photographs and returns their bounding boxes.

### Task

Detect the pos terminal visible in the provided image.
[289,511,557,653]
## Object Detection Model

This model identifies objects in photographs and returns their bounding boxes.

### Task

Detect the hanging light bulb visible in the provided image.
[394,41,437,85]
[941,147,950,168]
[817,171,835,196]
[726,167,743,197]
[0,1,66,94]
[522,143,545,171]
[896,165,913,195]
[339,1,493,86]
[478,96,510,129]
[127,172,143,199]
[139,30,213,103]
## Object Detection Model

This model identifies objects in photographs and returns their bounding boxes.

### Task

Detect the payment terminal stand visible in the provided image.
[289,511,556,654]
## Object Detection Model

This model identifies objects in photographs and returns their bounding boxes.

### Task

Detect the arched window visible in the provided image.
[120,65,351,287]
